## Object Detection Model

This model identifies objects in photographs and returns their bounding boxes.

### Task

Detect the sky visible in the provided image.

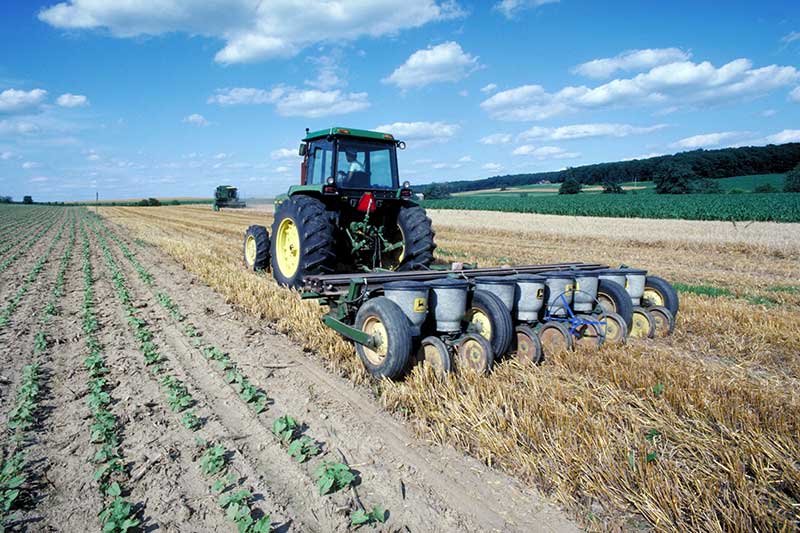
[1,0,799,202]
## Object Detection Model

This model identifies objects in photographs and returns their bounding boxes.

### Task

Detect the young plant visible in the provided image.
[314,461,356,495]
[181,410,202,431]
[98,496,140,533]
[200,445,228,477]
[272,415,298,443]
[351,506,387,528]
[287,436,320,463]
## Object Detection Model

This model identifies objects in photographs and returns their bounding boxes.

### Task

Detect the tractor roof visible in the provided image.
[303,127,395,142]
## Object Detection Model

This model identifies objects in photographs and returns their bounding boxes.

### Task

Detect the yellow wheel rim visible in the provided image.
[630,311,651,338]
[419,343,445,373]
[362,316,388,365]
[275,218,300,277]
[605,317,621,342]
[596,292,616,313]
[459,338,488,372]
[642,288,664,307]
[245,235,257,266]
[466,309,492,341]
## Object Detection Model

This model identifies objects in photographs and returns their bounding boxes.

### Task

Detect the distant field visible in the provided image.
[427,174,798,221]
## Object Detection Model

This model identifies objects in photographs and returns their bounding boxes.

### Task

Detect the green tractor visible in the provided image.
[213,185,246,211]
[243,127,436,288]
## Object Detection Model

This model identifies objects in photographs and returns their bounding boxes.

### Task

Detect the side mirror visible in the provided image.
[396,141,406,150]
[298,143,307,156]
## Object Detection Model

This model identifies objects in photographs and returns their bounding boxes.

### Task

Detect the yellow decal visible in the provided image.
[413,298,427,313]
[565,284,573,293]
[575,282,580,291]
[536,288,544,299]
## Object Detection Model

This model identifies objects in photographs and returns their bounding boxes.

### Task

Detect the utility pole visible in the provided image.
[96,191,98,214]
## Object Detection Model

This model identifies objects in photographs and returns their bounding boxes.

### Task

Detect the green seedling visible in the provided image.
[33,331,47,354]
[287,436,320,463]
[652,383,665,396]
[314,461,355,495]
[200,445,228,476]
[98,496,140,533]
[0,452,26,514]
[181,410,202,431]
[351,506,387,527]
[272,415,298,443]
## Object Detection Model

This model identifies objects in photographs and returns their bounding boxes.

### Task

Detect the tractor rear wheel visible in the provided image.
[243,225,270,271]
[354,297,412,380]
[271,195,336,288]
[395,205,436,271]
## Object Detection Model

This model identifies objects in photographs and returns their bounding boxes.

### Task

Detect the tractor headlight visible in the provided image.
[326,176,335,185]
[402,181,411,189]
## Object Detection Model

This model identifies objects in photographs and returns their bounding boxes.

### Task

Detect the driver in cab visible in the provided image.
[338,150,367,187]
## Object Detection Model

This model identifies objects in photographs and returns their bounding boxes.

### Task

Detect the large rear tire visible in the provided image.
[243,225,270,271]
[354,297,412,380]
[270,195,336,289]
[395,205,436,271]
[597,279,633,330]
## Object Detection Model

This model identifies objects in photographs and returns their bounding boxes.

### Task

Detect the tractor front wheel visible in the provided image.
[270,196,336,288]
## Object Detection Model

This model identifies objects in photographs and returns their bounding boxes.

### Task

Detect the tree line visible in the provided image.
[419,142,800,197]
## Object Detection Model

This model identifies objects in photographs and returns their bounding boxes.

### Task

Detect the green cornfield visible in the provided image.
[423,192,800,222]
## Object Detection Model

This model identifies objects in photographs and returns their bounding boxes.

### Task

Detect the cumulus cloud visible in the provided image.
[183,113,209,126]
[482,162,503,171]
[790,87,800,102]
[56,93,88,107]
[0,88,47,113]
[22,161,41,169]
[374,121,459,144]
[573,48,690,79]
[384,42,479,89]
[479,133,512,144]
[494,0,559,18]
[519,123,666,141]
[782,31,800,44]
[481,57,800,121]
[764,129,800,144]
[1,151,14,160]
[270,148,297,160]
[38,0,463,64]
[481,83,498,93]
[0,119,40,135]
[208,86,369,118]
[512,145,580,159]
[672,131,752,149]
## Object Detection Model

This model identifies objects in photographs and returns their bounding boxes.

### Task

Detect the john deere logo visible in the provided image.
[536,288,544,299]
[413,298,427,313]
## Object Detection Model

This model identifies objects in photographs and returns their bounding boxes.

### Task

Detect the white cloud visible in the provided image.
[481,83,498,93]
[482,57,800,121]
[1,151,14,160]
[764,129,800,144]
[494,0,559,18]
[183,113,209,126]
[374,121,459,144]
[479,133,512,144]
[519,123,666,141]
[384,41,479,89]
[208,86,369,117]
[573,48,690,79]
[482,162,503,171]
[457,155,473,162]
[0,120,39,135]
[512,145,580,159]
[274,165,291,173]
[38,0,463,64]
[760,109,777,117]
[0,88,47,113]
[87,153,100,161]
[30,176,49,183]
[270,148,297,160]
[304,53,346,90]
[782,31,800,44]
[22,161,41,169]
[214,152,229,160]
[672,131,751,149]
[432,162,462,169]
[56,93,88,107]
[790,87,800,103]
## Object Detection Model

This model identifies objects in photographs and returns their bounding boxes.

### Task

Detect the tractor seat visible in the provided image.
[345,170,371,188]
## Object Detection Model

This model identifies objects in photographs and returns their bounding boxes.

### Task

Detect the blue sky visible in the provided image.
[1,0,799,202]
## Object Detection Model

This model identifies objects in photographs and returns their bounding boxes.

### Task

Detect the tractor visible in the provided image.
[243,127,436,288]
[213,185,246,211]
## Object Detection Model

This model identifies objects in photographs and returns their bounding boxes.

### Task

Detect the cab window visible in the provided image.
[307,140,333,185]
[335,139,397,189]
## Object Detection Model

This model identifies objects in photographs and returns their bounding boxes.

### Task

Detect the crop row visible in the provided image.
[86,216,272,531]
[0,213,69,328]
[78,219,140,532]
[0,214,76,531]
[0,207,56,244]
[423,192,800,222]
[93,215,386,528]
[0,209,64,276]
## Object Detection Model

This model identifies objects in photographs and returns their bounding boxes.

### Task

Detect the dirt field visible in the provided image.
[2,204,799,532]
